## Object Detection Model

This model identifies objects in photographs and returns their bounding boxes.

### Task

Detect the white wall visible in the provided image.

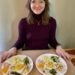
[51,0,75,48]
[0,0,75,51]
[0,0,16,51]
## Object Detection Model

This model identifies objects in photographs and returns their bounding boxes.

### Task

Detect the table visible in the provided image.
[0,49,75,75]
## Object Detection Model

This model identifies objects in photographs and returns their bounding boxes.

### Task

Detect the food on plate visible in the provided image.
[23,57,29,65]
[49,69,57,75]
[36,54,67,75]
[51,56,59,62]
[2,63,10,74]
[10,71,21,75]
[37,61,45,70]
[1,55,33,75]
[56,63,63,72]
[12,63,24,71]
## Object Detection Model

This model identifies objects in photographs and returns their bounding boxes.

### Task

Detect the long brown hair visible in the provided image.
[26,0,50,25]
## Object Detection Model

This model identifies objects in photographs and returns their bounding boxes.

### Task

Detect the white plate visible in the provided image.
[1,55,33,75]
[35,53,68,75]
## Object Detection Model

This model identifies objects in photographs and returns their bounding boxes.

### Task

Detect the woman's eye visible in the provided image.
[31,0,35,3]
[40,0,45,3]
[40,1,44,3]
[31,0,45,4]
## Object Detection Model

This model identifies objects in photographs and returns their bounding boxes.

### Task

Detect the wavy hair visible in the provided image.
[26,0,50,25]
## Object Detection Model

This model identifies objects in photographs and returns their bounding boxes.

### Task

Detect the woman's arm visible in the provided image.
[48,17,60,49]
[48,17,70,60]
[13,18,26,50]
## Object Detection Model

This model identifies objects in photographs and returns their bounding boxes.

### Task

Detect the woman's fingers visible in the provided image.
[1,53,7,63]
[56,46,71,60]
[6,52,12,59]
[61,51,71,60]
[57,51,67,60]
[56,49,71,60]
[1,52,9,63]
[61,52,67,60]
[65,52,71,60]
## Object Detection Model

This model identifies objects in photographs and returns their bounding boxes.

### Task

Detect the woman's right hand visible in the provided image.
[0,47,17,63]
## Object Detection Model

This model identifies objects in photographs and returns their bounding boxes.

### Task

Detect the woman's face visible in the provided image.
[30,0,45,15]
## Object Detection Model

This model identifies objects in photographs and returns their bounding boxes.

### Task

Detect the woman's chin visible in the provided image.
[33,11,43,15]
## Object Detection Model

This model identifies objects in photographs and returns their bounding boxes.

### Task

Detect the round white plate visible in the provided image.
[1,55,33,75]
[35,53,68,75]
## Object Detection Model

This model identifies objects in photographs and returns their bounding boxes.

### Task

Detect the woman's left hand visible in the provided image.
[56,46,71,60]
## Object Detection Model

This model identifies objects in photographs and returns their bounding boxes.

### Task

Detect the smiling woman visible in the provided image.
[0,0,71,63]
[0,0,75,66]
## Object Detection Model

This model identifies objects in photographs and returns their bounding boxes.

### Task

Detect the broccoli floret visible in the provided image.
[51,56,59,62]
[23,57,29,65]
[10,71,21,75]
[49,69,57,75]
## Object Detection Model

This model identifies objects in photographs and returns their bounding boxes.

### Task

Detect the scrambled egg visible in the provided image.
[46,61,54,69]
[12,63,24,71]
[37,62,45,69]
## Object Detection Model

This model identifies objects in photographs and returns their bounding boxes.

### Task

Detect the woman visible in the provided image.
[0,0,70,63]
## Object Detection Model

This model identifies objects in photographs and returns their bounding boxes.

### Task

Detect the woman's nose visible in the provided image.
[35,3,40,8]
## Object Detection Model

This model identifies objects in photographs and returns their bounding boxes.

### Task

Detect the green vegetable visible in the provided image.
[51,56,59,62]
[49,69,57,75]
[23,57,29,65]
[10,71,21,75]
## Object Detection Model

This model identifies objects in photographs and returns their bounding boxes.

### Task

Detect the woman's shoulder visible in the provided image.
[19,17,28,23]
[18,17,28,29]
[49,16,56,23]
[48,16,57,28]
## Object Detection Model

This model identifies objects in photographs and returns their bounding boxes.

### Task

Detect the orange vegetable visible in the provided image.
[2,63,10,74]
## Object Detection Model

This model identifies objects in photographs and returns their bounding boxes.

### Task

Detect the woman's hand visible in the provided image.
[0,47,17,63]
[56,46,71,60]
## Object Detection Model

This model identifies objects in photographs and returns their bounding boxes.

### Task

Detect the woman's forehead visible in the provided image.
[31,0,44,1]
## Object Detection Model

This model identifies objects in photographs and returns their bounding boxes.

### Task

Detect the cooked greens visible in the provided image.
[51,56,59,62]
[49,69,57,75]
[23,57,29,65]
[10,71,21,75]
